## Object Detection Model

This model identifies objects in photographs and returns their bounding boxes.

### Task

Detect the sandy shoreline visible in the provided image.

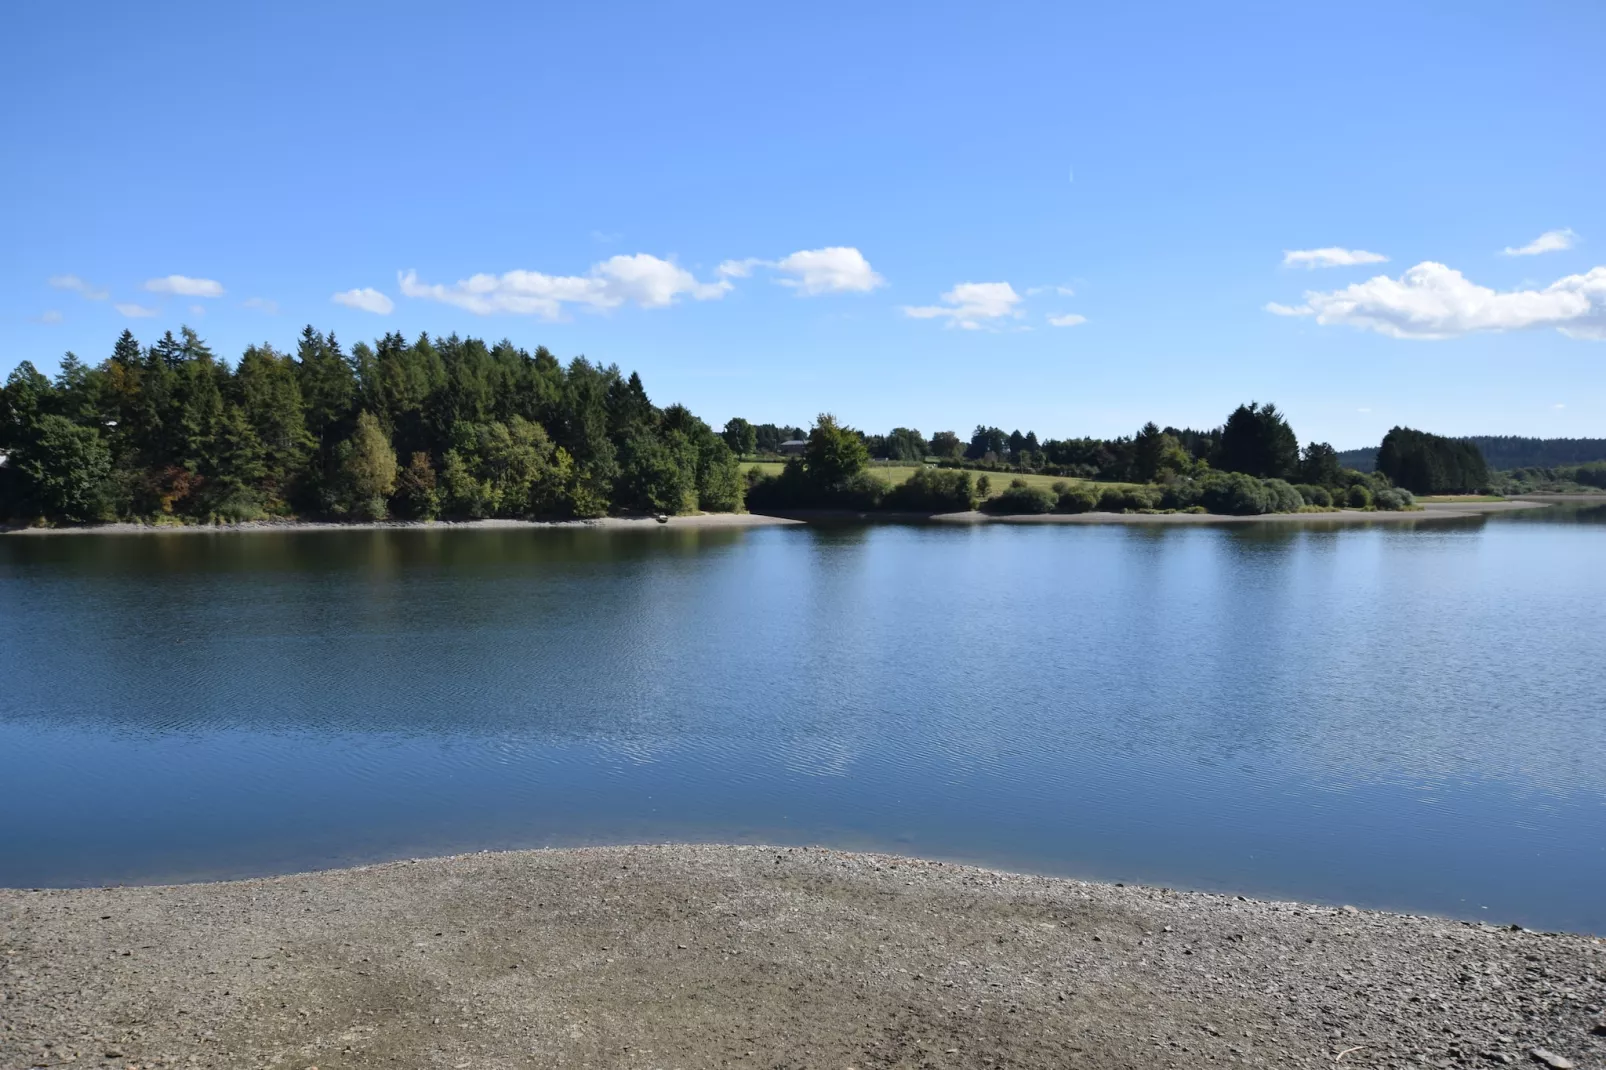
[0,513,802,536]
[0,498,1563,536]
[3,845,1602,1070]
[940,499,1555,525]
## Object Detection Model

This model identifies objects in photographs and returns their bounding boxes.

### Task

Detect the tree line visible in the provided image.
[2,326,1488,526]
[1374,428,1489,495]
[743,402,1423,516]
[0,327,743,524]
[1340,436,1606,476]
[733,402,1359,487]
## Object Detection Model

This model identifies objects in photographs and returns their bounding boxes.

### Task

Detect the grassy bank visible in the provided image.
[743,462,1127,500]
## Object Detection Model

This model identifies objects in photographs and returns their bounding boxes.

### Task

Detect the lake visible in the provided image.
[2,508,1603,932]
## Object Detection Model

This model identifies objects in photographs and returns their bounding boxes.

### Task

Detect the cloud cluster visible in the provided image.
[398,254,730,319]
[1282,247,1389,269]
[332,288,395,315]
[115,303,159,318]
[1502,229,1578,257]
[903,282,1024,330]
[48,274,109,300]
[144,275,225,297]
[718,247,884,295]
[1047,313,1087,327]
[1271,261,1606,340]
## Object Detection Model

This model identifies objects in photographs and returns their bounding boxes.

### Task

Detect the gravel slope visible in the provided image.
[3,845,1603,1070]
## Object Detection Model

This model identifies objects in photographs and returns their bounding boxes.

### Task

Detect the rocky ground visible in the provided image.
[2,845,1603,1070]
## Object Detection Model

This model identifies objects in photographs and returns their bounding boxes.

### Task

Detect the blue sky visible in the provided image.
[3,1,1602,448]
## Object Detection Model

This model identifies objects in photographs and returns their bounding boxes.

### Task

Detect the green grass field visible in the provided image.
[740,462,1124,500]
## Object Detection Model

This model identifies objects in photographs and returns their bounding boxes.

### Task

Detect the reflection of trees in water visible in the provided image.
[0,525,749,574]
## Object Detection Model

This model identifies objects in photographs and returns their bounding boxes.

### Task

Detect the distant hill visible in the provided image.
[1464,436,1606,470]
[1337,447,1378,472]
[1337,437,1606,474]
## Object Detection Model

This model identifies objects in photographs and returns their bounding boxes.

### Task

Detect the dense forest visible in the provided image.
[1375,428,1489,495]
[0,327,745,524]
[2,328,1501,525]
[1340,436,1606,474]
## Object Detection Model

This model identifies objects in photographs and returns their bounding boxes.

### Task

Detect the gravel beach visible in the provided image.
[3,845,1603,1070]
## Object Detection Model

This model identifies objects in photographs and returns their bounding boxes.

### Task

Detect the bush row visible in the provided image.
[983,473,1415,516]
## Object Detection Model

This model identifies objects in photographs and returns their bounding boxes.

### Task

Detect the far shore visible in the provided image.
[2,844,1602,1070]
[0,512,803,536]
[1,496,1575,536]
[948,497,1558,525]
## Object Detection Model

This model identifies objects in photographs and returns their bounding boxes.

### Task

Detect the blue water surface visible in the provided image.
[2,507,1603,931]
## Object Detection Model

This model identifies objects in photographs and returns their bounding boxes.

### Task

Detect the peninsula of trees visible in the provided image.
[0,326,1504,527]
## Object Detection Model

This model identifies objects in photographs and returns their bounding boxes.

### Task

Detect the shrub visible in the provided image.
[743,460,809,513]
[1373,487,1415,511]
[837,471,890,510]
[976,474,992,497]
[1199,472,1272,515]
[208,489,267,524]
[986,482,1056,514]
[1262,478,1304,513]
[885,468,976,513]
[1051,480,1070,496]
[1158,481,1202,510]
[1298,484,1333,507]
[744,460,888,512]
[1573,461,1606,489]
[1093,485,1161,513]
[1346,484,1373,509]
[1056,486,1099,513]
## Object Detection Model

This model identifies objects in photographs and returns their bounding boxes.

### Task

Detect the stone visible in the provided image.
[1528,1048,1572,1069]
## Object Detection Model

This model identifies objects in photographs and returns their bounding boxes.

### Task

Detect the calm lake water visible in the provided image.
[3,508,1604,931]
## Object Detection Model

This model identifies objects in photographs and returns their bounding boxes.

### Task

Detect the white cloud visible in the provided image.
[1503,228,1578,256]
[115,303,159,318]
[1026,285,1076,297]
[903,282,1023,330]
[773,247,883,294]
[242,297,279,314]
[718,248,884,294]
[1264,301,1314,316]
[48,274,108,300]
[1554,403,1566,409]
[1047,313,1087,327]
[1289,261,1606,340]
[1282,247,1390,269]
[332,288,395,315]
[398,254,729,319]
[37,310,64,324]
[188,304,205,317]
[144,275,225,297]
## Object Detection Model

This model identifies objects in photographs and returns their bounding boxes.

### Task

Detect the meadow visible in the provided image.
[740,461,1118,501]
